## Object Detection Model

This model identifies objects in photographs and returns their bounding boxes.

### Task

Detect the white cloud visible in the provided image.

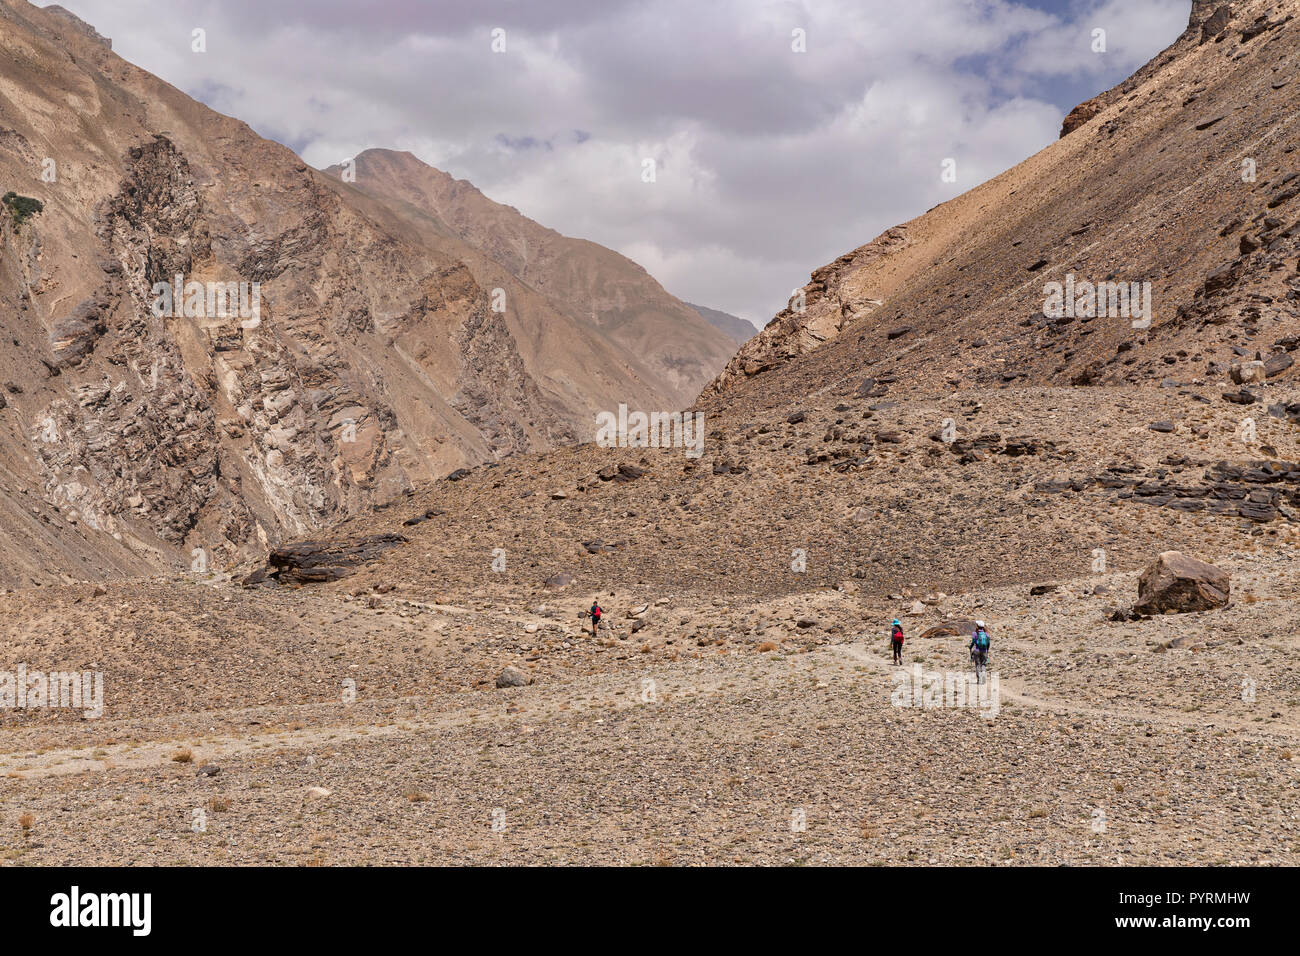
[53,0,1190,325]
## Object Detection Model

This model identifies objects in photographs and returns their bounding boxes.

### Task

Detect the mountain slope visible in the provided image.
[323,149,737,410]
[705,0,1300,410]
[0,0,732,585]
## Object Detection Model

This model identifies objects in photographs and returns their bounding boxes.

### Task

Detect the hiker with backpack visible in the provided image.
[589,600,603,638]
[890,618,905,665]
[969,620,990,667]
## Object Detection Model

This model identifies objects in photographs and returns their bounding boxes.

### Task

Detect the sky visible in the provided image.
[54,0,1192,329]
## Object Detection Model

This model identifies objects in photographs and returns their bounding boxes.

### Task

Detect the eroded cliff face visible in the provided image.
[37,138,223,549]
[0,0,722,584]
[2,130,424,578]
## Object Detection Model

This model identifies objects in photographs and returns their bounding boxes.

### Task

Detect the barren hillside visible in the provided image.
[708,0,1300,412]
[0,0,732,586]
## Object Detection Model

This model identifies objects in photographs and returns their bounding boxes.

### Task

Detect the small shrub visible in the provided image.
[2,192,43,228]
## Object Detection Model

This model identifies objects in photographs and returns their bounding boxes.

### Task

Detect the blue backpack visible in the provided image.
[974,629,989,650]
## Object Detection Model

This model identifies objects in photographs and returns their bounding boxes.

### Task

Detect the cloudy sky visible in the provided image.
[57,0,1190,329]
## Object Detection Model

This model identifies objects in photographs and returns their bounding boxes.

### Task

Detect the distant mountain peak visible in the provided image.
[325,146,738,409]
[685,302,757,346]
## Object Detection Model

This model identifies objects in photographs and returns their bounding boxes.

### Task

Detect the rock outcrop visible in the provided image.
[704,227,908,395]
[242,533,409,587]
[1059,97,1104,137]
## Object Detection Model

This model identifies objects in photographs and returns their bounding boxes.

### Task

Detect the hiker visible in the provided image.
[589,600,603,637]
[969,620,990,665]
[890,618,905,665]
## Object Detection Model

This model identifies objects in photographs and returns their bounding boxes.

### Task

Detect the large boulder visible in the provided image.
[1265,353,1293,378]
[496,666,533,688]
[918,619,977,640]
[1133,551,1230,615]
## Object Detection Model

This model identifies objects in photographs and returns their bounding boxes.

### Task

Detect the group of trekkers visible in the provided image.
[587,599,990,674]
[891,617,990,672]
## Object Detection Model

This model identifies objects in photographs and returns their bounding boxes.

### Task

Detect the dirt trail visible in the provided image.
[0,663,743,780]
[828,642,1300,741]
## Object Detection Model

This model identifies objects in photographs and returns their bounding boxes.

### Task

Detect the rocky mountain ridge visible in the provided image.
[324,149,737,411]
[704,0,1300,416]
[0,0,733,586]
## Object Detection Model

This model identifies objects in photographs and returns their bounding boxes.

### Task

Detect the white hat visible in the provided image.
[976,620,986,628]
